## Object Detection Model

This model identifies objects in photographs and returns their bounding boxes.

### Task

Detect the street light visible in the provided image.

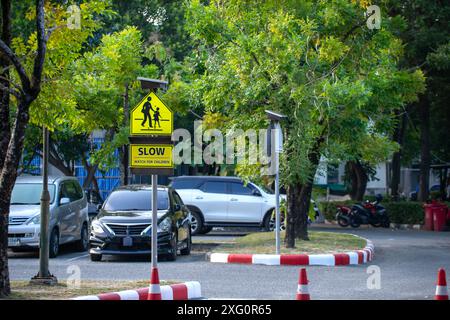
[265,110,286,255]
[30,126,57,285]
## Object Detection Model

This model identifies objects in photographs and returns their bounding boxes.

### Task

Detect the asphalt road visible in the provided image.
[8,226,450,300]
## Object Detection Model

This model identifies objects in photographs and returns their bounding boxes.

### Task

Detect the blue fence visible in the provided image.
[21,138,121,201]
[21,137,186,200]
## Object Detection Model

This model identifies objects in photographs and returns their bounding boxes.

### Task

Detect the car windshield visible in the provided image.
[11,183,56,205]
[103,190,169,211]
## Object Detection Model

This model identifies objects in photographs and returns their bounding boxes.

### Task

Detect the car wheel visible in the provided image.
[49,228,59,258]
[189,210,204,236]
[75,223,89,252]
[199,226,213,234]
[263,211,274,231]
[264,211,285,231]
[166,233,177,261]
[180,229,191,256]
[90,253,102,262]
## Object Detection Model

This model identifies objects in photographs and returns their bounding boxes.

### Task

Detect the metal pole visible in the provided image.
[151,174,158,269]
[275,148,281,255]
[36,127,50,279]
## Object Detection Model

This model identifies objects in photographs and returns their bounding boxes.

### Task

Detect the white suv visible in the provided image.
[170,176,284,235]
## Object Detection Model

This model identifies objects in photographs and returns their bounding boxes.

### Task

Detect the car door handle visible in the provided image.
[230,198,238,201]
[195,196,203,200]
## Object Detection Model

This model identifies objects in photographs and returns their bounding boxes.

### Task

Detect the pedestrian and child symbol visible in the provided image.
[130,91,172,136]
[141,96,161,128]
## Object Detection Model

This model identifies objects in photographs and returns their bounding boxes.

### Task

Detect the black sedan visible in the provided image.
[89,185,191,262]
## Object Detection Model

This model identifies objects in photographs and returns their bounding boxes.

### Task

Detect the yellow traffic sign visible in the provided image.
[130,92,173,136]
[130,144,173,168]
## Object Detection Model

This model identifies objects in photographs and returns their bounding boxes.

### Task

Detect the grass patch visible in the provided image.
[212,231,366,254]
[4,280,174,300]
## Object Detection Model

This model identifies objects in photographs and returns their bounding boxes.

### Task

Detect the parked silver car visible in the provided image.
[8,175,89,257]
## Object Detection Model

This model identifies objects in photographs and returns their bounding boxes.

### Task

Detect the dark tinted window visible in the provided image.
[72,181,84,200]
[104,190,169,211]
[200,181,227,194]
[230,182,254,196]
[171,179,203,190]
[62,181,83,202]
[59,182,73,202]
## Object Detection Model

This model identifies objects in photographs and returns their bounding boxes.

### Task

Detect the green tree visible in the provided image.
[0,0,110,297]
[184,0,424,247]
[387,1,450,201]
[0,0,47,298]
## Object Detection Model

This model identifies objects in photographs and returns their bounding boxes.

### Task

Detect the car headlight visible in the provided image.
[158,217,171,233]
[91,220,106,236]
[27,214,40,225]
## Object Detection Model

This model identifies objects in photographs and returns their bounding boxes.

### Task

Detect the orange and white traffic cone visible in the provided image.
[148,267,162,300]
[295,268,310,300]
[435,268,448,300]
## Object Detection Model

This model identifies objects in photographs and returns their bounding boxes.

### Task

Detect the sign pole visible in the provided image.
[275,149,281,255]
[151,174,158,269]
[130,78,171,300]
[265,110,286,256]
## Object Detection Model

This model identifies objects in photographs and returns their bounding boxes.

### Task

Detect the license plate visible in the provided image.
[8,238,20,247]
[123,236,133,247]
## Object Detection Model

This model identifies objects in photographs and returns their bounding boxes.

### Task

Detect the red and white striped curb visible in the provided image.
[209,239,374,266]
[72,281,202,300]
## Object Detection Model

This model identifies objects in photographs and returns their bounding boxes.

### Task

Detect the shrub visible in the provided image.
[384,202,424,224]
[319,200,425,225]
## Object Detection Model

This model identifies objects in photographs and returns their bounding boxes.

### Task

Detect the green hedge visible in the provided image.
[319,201,426,225]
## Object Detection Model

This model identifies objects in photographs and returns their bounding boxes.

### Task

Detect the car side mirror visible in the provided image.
[60,197,70,206]
[252,189,262,197]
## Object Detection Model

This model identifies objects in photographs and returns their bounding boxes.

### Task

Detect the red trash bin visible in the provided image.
[424,203,436,231]
[433,206,447,232]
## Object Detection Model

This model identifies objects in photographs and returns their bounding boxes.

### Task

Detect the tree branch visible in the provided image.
[30,0,47,95]
[0,82,19,98]
[0,40,30,92]
[343,11,376,41]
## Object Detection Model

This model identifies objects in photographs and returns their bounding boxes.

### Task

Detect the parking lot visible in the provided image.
[8,226,450,299]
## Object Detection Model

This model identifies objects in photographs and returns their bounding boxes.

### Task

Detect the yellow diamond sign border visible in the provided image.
[130,91,173,136]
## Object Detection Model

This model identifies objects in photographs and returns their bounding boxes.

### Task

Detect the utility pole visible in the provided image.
[30,127,57,285]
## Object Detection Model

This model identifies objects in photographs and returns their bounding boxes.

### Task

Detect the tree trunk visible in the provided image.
[390,111,408,200]
[0,0,11,297]
[418,94,430,202]
[0,0,47,297]
[285,133,325,248]
[120,84,129,185]
[46,144,73,176]
[0,0,11,172]
[82,156,99,194]
[0,97,35,297]
[346,161,358,200]
[346,161,368,201]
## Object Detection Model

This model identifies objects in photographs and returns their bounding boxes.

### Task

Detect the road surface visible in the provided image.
[8,226,450,299]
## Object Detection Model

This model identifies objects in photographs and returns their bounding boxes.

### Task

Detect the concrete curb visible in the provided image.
[71,281,202,300]
[208,237,374,266]
[389,223,423,230]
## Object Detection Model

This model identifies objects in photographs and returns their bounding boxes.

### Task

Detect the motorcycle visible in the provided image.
[335,204,352,227]
[349,194,390,228]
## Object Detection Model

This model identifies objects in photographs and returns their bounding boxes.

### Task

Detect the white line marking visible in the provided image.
[66,253,89,262]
